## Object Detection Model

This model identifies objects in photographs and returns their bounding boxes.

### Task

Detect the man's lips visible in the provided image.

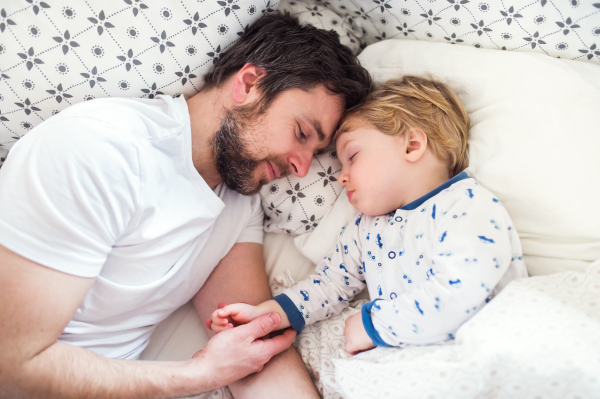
[266,161,280,181]
[347,190,354,202]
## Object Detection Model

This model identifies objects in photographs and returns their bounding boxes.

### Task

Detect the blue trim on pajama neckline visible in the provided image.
[361,299,391,347]
[272,294,305,334]
[400,171,470,211]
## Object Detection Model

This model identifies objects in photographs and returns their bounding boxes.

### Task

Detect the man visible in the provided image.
[0,12,372,399]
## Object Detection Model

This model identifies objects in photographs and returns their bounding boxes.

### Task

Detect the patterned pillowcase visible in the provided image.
[0,0,279,165]
[278,0,361,54]
[258,0,359,236]
[311,0,600,65]
[260,147,343,235]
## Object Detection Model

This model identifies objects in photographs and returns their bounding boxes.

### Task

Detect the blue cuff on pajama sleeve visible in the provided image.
[361,299,391,347]
[272,294,305,334]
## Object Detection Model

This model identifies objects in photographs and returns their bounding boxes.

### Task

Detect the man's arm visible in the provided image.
[0,244,294,399]
[193,242,320,399]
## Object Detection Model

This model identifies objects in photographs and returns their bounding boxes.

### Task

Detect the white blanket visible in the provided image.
[141,230,600,399]
[282,261,600,398]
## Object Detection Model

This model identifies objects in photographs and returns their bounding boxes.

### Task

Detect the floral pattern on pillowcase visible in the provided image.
[0,0,279,165]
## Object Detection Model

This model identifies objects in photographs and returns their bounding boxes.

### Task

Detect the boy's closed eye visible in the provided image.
[339,138,360,164]
[343,144,359,163]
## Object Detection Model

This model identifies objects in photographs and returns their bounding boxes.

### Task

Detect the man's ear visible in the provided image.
[231,63,265,104]
[404,128,428,163]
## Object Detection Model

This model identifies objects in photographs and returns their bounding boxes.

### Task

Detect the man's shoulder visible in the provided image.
[4,101,150,188]
[12,96,190,169]
[42,95,189,142]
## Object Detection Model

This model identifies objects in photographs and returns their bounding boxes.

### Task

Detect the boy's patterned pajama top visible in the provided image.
[273,172,528,347]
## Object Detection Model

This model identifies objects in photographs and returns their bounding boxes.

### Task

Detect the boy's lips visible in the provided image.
[347,190,354,202]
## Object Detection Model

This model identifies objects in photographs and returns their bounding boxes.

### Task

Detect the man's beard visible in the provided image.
[210,104,288,196]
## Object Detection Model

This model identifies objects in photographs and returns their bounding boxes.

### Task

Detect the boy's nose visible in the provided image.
[338,172,348,187]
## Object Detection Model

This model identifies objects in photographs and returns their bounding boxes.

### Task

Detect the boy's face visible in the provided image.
[336,119,410,216]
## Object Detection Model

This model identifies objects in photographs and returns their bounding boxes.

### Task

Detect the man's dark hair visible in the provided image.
[204,12,372,111]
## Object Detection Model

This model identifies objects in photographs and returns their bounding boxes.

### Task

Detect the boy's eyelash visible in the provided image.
[349,152,357,161]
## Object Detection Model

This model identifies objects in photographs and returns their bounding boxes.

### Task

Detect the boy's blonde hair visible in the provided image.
[335,76,469,178]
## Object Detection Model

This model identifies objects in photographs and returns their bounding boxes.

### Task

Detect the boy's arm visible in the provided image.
[210,300,292,332]
[364,193,525,347]
[275,214,368,333]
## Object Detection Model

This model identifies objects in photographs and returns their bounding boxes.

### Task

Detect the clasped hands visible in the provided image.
[207,300,375,354]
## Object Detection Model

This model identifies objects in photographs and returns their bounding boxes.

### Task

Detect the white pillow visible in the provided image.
[356,39,600,276]
[293,187,357,264]
[260,147,344,235]
[0,0,279,163]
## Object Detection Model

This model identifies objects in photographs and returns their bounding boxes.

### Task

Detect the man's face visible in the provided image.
[212,85,345,195]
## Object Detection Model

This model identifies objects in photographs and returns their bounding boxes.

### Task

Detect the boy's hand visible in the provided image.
[344,312,375,354]
[208,302,261,333]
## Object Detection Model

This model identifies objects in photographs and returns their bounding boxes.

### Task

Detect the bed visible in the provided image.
[2,0,599,397]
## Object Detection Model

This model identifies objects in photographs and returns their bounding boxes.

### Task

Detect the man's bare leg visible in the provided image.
[193,242,319,399]
[228,346,318,399]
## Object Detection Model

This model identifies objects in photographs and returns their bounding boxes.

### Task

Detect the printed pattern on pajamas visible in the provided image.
[273,172,528,347]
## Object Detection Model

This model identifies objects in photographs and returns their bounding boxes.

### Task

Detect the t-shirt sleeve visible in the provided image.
[0,116,140,277]
[234,193,264,245]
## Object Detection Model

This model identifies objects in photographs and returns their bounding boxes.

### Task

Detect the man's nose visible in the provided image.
[289,151,313,178]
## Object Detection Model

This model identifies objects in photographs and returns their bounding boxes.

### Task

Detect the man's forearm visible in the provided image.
[3,342,207,399]
[0,241,291,399]
[0,247,208,399]
[193,242,319,399]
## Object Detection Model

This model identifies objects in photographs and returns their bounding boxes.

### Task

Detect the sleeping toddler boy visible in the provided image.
[208,76,528,354]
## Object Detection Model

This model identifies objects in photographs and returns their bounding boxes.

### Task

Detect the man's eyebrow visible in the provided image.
[308,117,325,142]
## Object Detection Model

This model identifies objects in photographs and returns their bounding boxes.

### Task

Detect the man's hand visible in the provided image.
[193,312,296,388]
[193,242,319,398]
[344,312,375,355]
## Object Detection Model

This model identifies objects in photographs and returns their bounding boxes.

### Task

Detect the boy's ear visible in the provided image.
[404,128,428,162]
[231,63,265,104]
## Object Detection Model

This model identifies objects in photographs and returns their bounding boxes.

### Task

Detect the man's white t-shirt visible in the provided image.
[0,95,263,359]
